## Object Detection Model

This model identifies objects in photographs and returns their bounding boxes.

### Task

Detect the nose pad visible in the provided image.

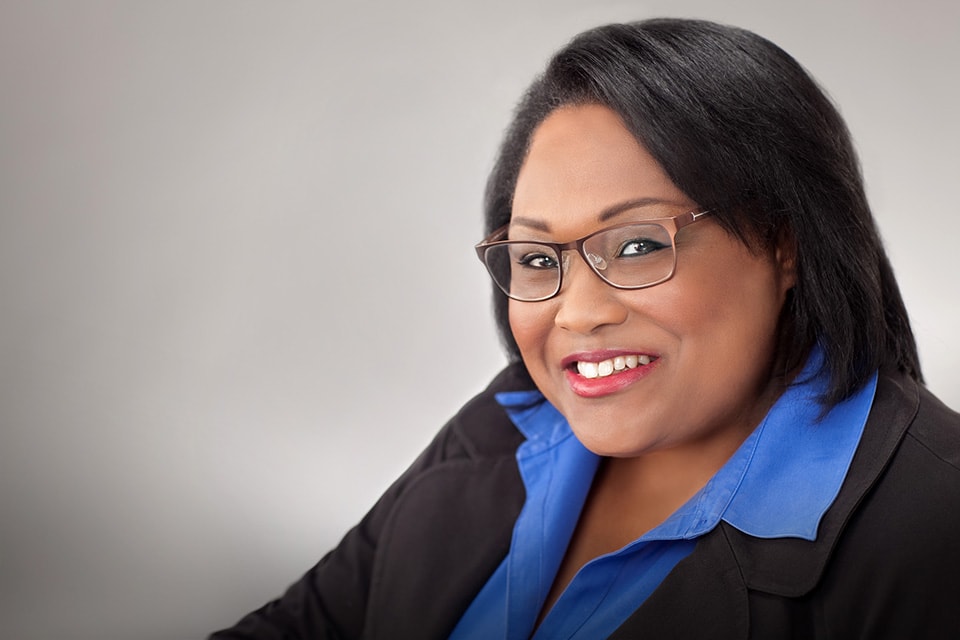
[554,249,628,333]
[587,252,608,271]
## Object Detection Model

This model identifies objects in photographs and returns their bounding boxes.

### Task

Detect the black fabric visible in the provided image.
[211,365,960,639]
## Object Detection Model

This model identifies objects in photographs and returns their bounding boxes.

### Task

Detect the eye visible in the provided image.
[617,237,669,258]
[517,251,560,269]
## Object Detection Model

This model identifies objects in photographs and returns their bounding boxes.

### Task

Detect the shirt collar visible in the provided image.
[717,346,877,540]
[494,389,574,456]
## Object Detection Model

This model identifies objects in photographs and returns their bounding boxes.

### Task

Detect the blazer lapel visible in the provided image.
[610,525,749,639]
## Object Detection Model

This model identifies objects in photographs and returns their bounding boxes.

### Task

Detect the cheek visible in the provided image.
[677,258,787,376]
[654,250,787,356]
[508,300,552,359]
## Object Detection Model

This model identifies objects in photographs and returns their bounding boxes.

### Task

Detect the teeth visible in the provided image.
[578,361,599,378]
[576,354,653,379]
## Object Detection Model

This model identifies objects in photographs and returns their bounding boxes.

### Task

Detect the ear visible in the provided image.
[774,230,798,296]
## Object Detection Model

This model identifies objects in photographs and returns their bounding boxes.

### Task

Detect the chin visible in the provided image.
[568,424,657,458]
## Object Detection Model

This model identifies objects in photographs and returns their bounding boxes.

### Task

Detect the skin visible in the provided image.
[508,104,797,619]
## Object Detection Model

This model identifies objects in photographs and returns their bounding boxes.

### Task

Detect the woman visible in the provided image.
[212,18,960,639]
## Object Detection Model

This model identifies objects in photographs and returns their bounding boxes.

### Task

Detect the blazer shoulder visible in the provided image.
[209,365,534,640]
[428,362,533,462]
[904,382,960,471]
[841,373,960,542]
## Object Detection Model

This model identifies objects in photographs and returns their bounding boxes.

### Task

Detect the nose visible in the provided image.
[554,250,629,334]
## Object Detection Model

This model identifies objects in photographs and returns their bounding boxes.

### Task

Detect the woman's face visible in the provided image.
[508,104,796,458]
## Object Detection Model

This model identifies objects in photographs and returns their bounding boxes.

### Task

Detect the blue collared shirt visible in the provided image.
[449,348,878,639]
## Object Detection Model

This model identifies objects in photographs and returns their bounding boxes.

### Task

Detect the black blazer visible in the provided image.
[212,364,960,639]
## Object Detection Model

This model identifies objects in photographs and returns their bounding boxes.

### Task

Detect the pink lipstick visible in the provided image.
[562,350,660,398]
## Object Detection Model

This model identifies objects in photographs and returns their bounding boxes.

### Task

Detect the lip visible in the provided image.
[561,349,661,398]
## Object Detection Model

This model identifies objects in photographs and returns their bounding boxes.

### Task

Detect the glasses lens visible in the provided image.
[483,242,561,301]
[583,223,676,288]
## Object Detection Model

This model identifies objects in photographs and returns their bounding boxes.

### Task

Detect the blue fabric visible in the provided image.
[449,347,878,640]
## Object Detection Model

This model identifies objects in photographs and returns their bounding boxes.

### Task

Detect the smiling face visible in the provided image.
[508,104,796,458]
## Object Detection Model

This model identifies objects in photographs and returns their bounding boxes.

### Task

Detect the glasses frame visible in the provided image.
[475,208,713,302]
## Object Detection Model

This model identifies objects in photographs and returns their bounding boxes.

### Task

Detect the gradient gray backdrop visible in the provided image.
[1,1,957,638]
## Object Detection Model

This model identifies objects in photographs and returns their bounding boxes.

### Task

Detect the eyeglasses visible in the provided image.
[475,208,713,302]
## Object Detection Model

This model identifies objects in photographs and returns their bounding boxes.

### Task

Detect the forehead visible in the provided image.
[511,104,695,233]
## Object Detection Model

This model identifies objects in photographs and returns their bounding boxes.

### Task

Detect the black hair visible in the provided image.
[483,18,922,407]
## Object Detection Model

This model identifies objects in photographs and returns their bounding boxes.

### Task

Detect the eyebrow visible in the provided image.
[509,197,686,232]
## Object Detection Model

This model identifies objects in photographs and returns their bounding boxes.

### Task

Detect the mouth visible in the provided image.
[561,351,660,398]
[572,354,654,379]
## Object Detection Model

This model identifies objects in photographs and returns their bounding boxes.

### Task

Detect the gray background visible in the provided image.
[1,1,957,638]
